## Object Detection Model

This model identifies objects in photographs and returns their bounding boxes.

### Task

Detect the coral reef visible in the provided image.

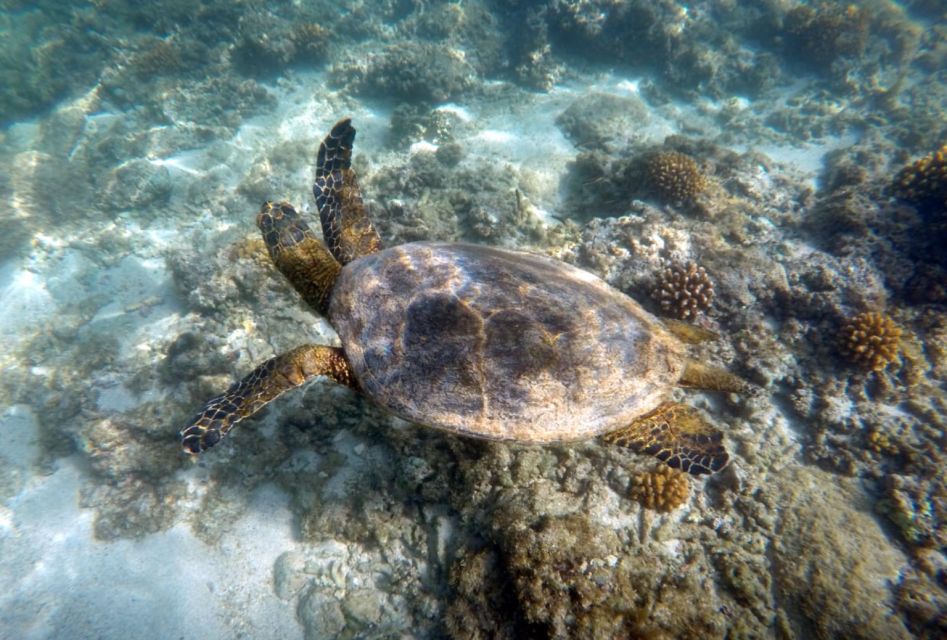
[387,104,466,149]
[892,143,947,219]
[541,0,779,98]
[877,472,947,550]
[628,465,689,512]
[838,311,902,372]
[782,3,870,66]
[558,150,630,220]
[895,570,947,637]
[126,38,186,79]
[5,2,947,638]
[498,513,645,638]
[651,261,715,321]
[365,148,555,249]
[645,151,708,204]
[272,534,437,638]
[866,428,901,457]
[401,0,505,77]
[338,42,476,104]
[231,16,330,77]
[290,22,330,63]
[436,433,801,639]
[508,6,561,91]
[905,265,947,305]
[444,547,528,640]
[0,4,111,123]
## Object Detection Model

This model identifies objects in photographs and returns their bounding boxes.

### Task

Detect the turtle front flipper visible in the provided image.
[313,118,382,264]
[180,345,355,454]
[257,201,341,316]
[602,402,729,476]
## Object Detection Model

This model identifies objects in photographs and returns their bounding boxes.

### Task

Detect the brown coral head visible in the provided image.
[630,465,690,513]
[646,151,707,204]
[892,143,947,219]
[838,311,902,372]
[651,261,715,320]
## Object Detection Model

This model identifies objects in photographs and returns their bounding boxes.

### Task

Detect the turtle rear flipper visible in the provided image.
[180,345,355,453]
[314,118,382,264]
[602,402,729,476]
[678,360,746,393]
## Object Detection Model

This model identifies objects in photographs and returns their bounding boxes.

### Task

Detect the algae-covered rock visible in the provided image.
[339,42,476,104]
[491,507,733,639]
[556,92,650,152]
[445,547,523,640]
[365,150,550,249]
[772,466,911,640]
[101,158,173,213]
[439,441,765,640]
[298,590,346,638]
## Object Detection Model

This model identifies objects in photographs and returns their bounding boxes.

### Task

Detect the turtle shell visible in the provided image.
[328,242,686,443]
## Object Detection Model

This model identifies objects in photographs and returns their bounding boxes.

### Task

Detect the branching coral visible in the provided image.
[646,151,707,203]
[892,143,947,218]
[866,429,900,457]
[838,311,902,371]
[630,465,689,512]
[651,261,714,320]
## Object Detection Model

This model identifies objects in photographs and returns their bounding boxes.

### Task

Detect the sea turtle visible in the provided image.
[180,118,744,475]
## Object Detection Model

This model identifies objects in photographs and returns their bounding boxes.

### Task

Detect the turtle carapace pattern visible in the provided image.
[180,118,743,476]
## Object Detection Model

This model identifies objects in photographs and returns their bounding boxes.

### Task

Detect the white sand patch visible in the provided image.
[435,103,474,122]
[0,405,41,472]
[0,437,303,640]
[751,133,860,184]
[408,140,439,155]
[0,262,55,340]
[149,150,207,177]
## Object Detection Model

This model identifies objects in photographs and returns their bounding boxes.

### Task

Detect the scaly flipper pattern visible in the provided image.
[678,360,746,393]
[180,345,355,453]
[602,402,729,476]
[257,201,341,316]
[313,118,382,264]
